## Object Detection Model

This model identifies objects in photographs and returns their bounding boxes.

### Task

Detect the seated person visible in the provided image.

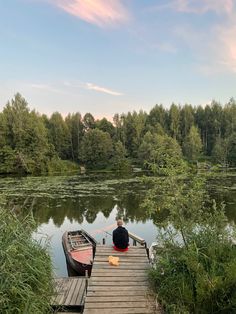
[112,219,129,251]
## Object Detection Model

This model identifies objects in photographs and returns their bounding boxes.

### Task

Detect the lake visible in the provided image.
[0,171,235,276]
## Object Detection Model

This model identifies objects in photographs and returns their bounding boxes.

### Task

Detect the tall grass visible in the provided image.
[0,209,54,314]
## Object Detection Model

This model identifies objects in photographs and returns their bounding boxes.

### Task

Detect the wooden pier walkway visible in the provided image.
[51,277,86,311]
[83,245,158,314]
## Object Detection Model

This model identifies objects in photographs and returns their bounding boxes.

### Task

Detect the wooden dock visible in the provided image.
[51,277,86,311]
[83,245,158,314]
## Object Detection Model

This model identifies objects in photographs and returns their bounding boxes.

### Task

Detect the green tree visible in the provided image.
[121,110,147,158]
[65,112,84,160]
[195,105,205,151]
[83,113,95,131]
[212,137,229,165]
[139,132,183,173]
[180,104,194,140]
[96,118,115,138]
[113,113,125,143]
[80,129,113,168]
[183,125,202,161]
[121,112,137,157]
[48,112,70,159]
[223,98,236,137]
[147,104,168,132]
[227,132,236,166]
[1,94,53,174]
[169,103,180,140]
[111,140,131,171]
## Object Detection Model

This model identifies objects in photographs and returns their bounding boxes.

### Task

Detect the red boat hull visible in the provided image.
[62,230,96,276]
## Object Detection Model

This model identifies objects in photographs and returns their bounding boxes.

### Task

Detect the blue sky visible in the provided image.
[0,0,236,118]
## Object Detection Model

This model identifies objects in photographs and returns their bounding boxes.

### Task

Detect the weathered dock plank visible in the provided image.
[83,245,159,314]
[51,277,86,308]
[83,309,155,314]
[87,290,146,296]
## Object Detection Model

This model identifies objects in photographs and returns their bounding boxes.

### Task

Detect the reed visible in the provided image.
[0,208,54,314]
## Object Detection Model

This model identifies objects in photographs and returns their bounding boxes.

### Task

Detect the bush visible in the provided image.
[149,222,236,313]
[0,209,53,313]
[47,158,79,174]
[144,163,236,313]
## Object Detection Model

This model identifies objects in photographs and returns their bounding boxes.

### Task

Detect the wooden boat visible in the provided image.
[62,229,97,276]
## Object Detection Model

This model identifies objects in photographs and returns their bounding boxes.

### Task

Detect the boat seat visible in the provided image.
[72,245,93,251]
[70,242,92,249]
[69,235,84,239]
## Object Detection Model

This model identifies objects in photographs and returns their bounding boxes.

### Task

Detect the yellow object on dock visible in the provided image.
[108,255,120,266]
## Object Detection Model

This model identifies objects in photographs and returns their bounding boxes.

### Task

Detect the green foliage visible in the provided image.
[180,105,194,139]
[144,164,236,313]
[147,104,167,132]
[48,112,70,159]
[169,103,180,140]
[0,146,17,173]
[212,137,229,165]
[83,112,95,131]
[122,110,147,158]
[0,93,236,174]
[0,208,53,313]
[0,94,54,174]
[139,132,185,174]
[96,118,115,138]
[183,125,202,161]
[111,141,131,171]
[148,205,236,313]
[47,158,79,174]
[228,133,236,166]
[65,112,84,161]
[80,129,113,169]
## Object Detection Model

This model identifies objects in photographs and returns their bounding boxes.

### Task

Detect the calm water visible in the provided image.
[0,172,235,276]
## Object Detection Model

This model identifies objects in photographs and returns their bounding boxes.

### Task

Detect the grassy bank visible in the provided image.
[0,209,54,314]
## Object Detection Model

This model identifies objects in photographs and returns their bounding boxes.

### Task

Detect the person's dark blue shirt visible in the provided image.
[112,226,129,249]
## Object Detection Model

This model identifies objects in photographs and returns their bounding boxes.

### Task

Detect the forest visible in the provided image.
[0,93,235,174]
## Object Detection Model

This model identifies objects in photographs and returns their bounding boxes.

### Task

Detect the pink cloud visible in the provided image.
[176,0,233,14]
[214,25,236,72]
[156,0,234,15]
[53,0,129,27]
[86,82,123,96]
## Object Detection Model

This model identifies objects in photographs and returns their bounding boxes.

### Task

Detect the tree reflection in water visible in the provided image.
[1,172,235,276]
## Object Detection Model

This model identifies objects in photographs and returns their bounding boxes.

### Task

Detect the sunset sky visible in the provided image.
[0,0,236,118]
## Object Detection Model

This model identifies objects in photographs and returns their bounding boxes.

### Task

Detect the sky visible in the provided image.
[0,0,236,118]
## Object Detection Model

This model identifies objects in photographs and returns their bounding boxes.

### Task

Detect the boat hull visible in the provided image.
[62,230,96,276]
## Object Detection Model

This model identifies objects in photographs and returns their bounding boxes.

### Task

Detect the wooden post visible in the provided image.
[85,270,88,293]
[133,239,137,246]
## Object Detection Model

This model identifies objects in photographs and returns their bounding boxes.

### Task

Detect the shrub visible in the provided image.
[144,163,236,313]
[47,158,79,174]
[149,217,236,313]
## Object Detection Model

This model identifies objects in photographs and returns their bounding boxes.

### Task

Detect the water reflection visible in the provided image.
[34,207,157,276]
[0,172,235,276]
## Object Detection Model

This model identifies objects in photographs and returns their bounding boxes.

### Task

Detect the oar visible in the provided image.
[103,230,112,236]
[90,223,117,236]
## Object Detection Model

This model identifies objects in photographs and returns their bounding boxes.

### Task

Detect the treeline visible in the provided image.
[0,93,235,174]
